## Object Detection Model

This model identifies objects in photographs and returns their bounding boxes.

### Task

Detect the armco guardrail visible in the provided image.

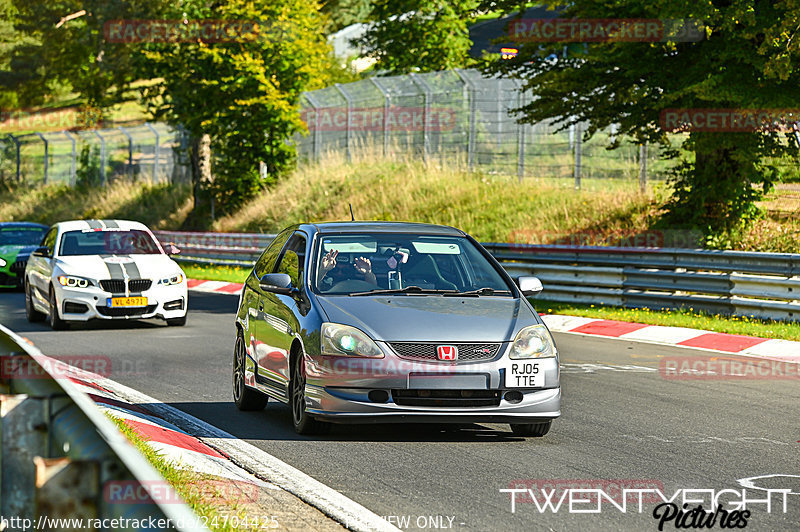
[154,231,800,321]
[483,243,800,321]
[0,324,207,531]
[154,230,274,266]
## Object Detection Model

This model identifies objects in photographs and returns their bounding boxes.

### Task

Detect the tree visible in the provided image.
[358,0,479,74]
[321,0,371,34]
[139,0,335,224]
[2,0,161,111]
[484,0,800,238]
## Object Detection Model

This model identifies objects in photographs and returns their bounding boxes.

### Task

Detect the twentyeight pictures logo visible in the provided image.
[501,481,790,530]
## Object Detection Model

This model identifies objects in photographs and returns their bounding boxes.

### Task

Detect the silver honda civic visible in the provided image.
[232,222,561,437]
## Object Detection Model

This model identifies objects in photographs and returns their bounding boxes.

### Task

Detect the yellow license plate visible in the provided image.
[108,297,148,307]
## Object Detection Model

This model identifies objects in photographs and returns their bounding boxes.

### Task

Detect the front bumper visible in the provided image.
[302,342,561,423]
[54,282,188,321]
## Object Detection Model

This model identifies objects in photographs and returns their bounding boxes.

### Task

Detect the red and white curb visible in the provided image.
[186,278,800,362]
[188,279,244,295]
[541,314,800,362]
[52,357,399,532]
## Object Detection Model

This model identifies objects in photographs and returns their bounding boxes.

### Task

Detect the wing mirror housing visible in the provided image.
[517,276,543,296]
[259,273,294,295]
[32,246,50,258]
[164,242,181,255]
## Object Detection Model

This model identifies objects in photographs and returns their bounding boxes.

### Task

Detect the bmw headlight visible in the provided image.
[57,275,93,288]
[158,273,184,286]
[321,323,384,358]
[0,258,6,267]
[509,324,557,359]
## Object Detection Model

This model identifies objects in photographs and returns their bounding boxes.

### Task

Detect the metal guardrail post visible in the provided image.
[303,93,323,161]
[94,130,107,184]
[334,83,353,162]
[145,122,160,181]
[63,131,77,186]
[573,123,582,190]
[370,78,391,157]
[35,132,48,184]
[513,79,526,182]
[639,143,647,193]
[118,126,134,179]
[8,134,21,182]
[453,69,476,170]
[409,73,432,162]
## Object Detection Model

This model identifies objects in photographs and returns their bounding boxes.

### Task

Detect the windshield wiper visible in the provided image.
[444,287,512,297]
[348,286,459,296]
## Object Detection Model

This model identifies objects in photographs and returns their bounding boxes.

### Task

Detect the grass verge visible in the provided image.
[108,414,257,531]
[534,299,800,342]
[180,262,251,284]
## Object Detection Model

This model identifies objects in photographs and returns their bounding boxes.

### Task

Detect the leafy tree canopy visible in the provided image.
[484,0,800,237]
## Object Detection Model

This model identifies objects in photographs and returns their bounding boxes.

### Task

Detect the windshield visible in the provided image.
[0,227,47,247]
[313,233,511,295]
[59,229,162,256]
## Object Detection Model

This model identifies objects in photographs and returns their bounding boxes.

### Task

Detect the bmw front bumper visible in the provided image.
[54,282,188,322]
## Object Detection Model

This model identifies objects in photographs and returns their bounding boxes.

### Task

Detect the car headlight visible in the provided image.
[158,273,184,286]
[321,323,384,358]
[57,275,93,288]
[508,324,557,359]
[0,258,6,267]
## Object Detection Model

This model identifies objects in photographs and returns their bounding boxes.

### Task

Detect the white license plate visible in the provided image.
[504,360,544,388]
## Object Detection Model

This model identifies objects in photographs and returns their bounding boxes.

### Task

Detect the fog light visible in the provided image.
[368,390,389,403]
[504,391,523,404]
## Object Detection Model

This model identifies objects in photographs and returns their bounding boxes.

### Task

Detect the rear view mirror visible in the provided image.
[517,276,543,296]
[32,246,50,258]
[259,273,293,295]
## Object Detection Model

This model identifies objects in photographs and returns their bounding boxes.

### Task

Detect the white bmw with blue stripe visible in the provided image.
[24,219,188,330]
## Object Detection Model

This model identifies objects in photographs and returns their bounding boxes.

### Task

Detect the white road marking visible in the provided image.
[92,376,400,532]
[560,363,657,373]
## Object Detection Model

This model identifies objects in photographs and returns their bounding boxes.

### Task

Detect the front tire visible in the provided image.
[48,287,67,330]
[510,420,552,437]
[25,281,45,322]
[233,332,269,411]
[166,315,187,326]
[290,350,330,435]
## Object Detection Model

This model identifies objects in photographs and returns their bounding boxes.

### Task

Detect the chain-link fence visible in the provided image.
[297,68,686,186]
[2,69,698,190]
[0,123,190,187]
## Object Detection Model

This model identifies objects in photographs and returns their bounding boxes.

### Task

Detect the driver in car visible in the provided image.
[318,249,377,287]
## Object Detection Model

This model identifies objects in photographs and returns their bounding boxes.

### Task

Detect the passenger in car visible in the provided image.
[318,249,377,287]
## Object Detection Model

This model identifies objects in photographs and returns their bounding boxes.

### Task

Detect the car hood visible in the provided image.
[315,294,540,342]
[55,254,182,280]
[0,244,33,260]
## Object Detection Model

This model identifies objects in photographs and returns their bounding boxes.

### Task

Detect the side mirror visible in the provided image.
[32,246,50,258]
[259,273,293,295]
[517,276,543,296]
[164,243,181,255]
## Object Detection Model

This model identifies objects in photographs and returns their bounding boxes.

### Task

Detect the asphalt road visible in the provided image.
[1,289,798,531]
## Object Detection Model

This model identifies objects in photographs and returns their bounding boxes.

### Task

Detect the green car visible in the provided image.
[0,222,48,289]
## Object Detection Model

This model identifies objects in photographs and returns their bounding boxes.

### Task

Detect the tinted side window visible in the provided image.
[254,231,291,279]
[274,233,307,287]
[43,228,58,255]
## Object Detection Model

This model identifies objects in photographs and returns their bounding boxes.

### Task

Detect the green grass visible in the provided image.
[533,299,800,342]
[180,263,251,283]
[0,181,193,229]
[215,152,659,244]
[108,415,257,531]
